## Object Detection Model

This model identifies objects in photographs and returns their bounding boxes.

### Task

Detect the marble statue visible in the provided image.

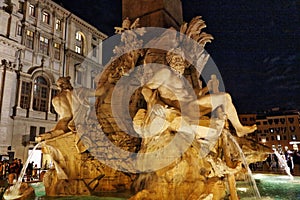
[31,16,271,199]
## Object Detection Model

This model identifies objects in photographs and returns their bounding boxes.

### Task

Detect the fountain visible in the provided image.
[3,143,42,199]
[273,150,294,180]
[4,17,272,200]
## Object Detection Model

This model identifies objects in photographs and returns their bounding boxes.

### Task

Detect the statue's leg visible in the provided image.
[195,93,256,137]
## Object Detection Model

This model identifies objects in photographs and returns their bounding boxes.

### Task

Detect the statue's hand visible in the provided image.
[35,133,52,142]
[152,104,166,118]
[35,130,65,142]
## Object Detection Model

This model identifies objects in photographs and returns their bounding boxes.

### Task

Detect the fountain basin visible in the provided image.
[238,173,300,200]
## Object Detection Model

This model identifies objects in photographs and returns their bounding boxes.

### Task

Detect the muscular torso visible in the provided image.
[52,90,73,119]
[147,68,196,103]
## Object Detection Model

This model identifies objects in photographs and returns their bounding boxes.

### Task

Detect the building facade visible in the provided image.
[0,0,107,162]
[239,110,300,153]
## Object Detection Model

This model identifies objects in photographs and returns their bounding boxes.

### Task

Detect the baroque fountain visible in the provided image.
[4,17,271,200]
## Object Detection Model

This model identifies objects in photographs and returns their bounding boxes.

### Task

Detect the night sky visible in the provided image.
[53,0,300,113]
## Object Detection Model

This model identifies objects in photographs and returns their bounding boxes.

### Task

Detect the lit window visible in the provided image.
[33,76,49,112]
[55,19,61,31]
[29,4,35,16]
[269,128,274,133]
[292,135,297,141]
[54,43,61,60]
[39,36,49,55]
[42,12,50,24]
[276,135,281,141]
[75,31,84,54]
[261,138,266,143]
[76,32,82,41]
[25,30,34,49]
[75,46,81,54]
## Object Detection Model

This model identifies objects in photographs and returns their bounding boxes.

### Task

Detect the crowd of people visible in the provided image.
[250,150,300,175]
[0,158,40,185]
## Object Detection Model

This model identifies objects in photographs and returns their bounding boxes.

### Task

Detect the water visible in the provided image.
[225,131,261,199]
[237,173,300,200]
[3,142,44,199]
[273,150,294,180]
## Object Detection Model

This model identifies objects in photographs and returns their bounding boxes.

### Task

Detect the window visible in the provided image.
[18,2,24,13]
[268,119,273,125]
[39,36,49,55]
[53,43,61,60]
[92,44,97,57]
[55,19,61,31]
[25,30,34,49]
[50,89,59,114]
[76,32,82,41]
[91,77,96,89]
[75,45,81,54]
[39,127,46,134]
[276,135,281,141]
[288,117,294,124]
[33,76,49,112]
[292,135,297,141]
[20,81,32,109]
[42,11,50,24]
[29,126,37,141]
[77,70,82,84]
[290,126,296,132]
[75,31,84,54]
[16,24,22,36]
[271,136,274,141]
[29,4,35,17]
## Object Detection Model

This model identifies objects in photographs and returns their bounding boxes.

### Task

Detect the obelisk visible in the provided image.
[122,0,183,29]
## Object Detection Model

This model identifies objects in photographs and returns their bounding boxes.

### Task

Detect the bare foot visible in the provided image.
[235,124,257,137]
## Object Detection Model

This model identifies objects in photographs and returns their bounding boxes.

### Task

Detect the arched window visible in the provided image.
[75,31,84,54]
[33,76,49,112]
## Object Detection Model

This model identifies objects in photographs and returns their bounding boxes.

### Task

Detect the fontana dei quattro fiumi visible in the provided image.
[2,0,298,200]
